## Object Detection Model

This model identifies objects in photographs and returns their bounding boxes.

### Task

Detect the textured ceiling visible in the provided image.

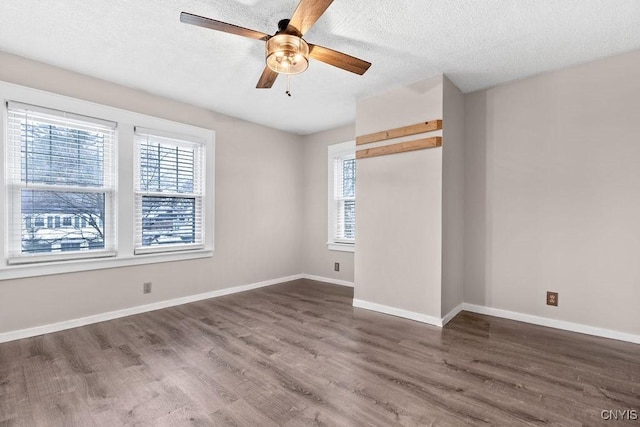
[1,0,639,134]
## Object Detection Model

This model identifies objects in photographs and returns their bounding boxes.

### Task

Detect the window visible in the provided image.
[328,141,356,252]
[134,128,206,254]
[1,82,215,280]
[6,102,116,263]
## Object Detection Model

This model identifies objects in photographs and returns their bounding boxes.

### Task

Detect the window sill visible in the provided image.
[327,243,355,253]
[0,249,214,281]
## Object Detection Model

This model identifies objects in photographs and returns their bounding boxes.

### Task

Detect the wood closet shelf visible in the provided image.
[356,119,442,146]
[356,137,442,159]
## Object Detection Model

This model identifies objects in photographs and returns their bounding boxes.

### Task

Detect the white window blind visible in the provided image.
[328,141,356,250]
[134,128,205,254]
[6,101,117,263]
[333,155,356,242]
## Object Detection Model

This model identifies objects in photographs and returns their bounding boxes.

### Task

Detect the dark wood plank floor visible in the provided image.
[1,279,639,426]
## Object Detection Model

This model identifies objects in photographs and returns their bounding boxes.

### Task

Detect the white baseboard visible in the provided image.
[4,275,637,346]
[462,303,640,345]
[441,303,463,326]
[0,274,303,344]
[301,274,354,288]
[353,299,443,327]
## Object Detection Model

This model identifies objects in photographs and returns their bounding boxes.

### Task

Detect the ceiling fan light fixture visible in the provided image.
[266,34,309,75]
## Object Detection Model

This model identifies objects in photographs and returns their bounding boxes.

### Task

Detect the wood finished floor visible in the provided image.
[1,279,639,426]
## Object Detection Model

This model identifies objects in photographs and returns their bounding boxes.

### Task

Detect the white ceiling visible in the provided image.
[1,1,639,134]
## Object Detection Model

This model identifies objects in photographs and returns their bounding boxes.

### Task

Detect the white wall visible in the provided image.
[0,52,303,334]
[464,49,640,336]
[354,76,444,317]
[300,125,355,283]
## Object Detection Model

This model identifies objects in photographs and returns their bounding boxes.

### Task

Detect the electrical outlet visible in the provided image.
[334,262,340,272]
[546,291,558,306]
[143,282,152,294]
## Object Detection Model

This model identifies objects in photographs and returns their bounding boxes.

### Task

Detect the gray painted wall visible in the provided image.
[354,76,444,317]
[0,52,303,333]
[300,125,356,282]
[464,49,640,335]
[441,76,465,315]
[2,46,640,339]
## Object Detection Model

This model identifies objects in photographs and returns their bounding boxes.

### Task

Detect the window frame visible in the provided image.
[133,127,206,255]
[5,101,118,264]
[327,140,356,252]
[0,81,215,281]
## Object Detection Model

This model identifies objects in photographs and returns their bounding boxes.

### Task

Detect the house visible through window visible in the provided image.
[6,101,116,262]
[328,140,356,252]
[134,128,206,254]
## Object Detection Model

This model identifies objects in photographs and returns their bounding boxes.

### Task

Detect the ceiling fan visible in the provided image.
[180,0,372,89]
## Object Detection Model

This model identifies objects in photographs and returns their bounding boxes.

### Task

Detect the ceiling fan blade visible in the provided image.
[180,12,270,41]
[256,67,279,89]
[286,0,334,36]
[309,44,371,75]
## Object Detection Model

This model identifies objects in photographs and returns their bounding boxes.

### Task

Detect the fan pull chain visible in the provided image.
[286,75,292,97]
